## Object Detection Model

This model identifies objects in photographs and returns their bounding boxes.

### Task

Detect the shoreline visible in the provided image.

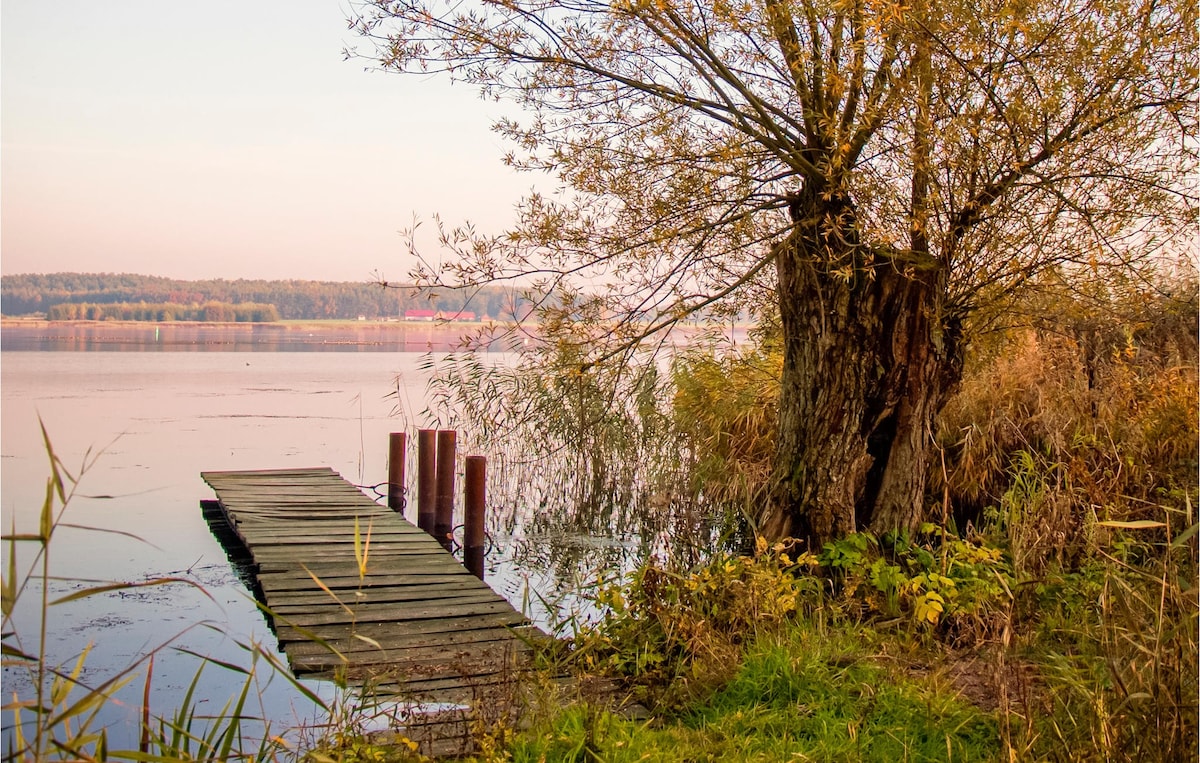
[0,318,751,352]
[0,317,492,328]
[0,318,517,352]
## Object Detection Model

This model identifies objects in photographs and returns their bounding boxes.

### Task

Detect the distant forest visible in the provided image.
[46,301,281,323]
[1,273,529,321]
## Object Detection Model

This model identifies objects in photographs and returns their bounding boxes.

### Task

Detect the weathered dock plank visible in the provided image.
[201,468,542,709]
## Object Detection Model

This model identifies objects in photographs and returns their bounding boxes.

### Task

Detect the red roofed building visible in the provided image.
[404,309,477,321]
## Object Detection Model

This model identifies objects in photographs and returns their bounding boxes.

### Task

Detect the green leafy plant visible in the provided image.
[574,538,811,708]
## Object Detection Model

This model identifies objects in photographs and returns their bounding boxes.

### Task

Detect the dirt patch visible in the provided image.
[942,647,1042,715]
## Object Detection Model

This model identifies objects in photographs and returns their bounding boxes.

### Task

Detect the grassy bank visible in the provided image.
[302,515,1193,762]
[448,523,1191,762]
[510,624,1002,762]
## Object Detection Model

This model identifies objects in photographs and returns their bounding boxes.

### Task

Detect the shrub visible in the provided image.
[937,272,1197,574]
[575,539,807,708]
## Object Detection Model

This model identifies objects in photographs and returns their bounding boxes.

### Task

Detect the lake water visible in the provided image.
[1,349,623,752]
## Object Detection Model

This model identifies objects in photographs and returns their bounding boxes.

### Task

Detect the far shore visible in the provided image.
[0,317,519,352]
[0,317,751,352]
[1,317,492,329]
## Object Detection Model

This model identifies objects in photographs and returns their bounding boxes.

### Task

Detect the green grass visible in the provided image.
[465,517,1196,763]
[503,624,999,763]
[690,629,997,761]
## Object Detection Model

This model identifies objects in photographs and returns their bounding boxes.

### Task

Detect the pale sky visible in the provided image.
[1,1,537,282]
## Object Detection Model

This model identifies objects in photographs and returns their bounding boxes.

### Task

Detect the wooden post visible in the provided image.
[464,456,486,579]
[387,432,406,512]
[417,429,437,535]
[434,429,457,552]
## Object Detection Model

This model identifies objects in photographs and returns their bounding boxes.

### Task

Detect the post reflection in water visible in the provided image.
[0,339,723,751]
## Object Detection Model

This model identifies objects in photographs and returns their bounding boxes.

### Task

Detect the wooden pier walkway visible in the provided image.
[201,467,542,705]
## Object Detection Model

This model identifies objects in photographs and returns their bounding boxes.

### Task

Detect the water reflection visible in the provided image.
[1,345,731,754]
[201,499,264,597]
[0,322,510,353]
[1,351,435,752]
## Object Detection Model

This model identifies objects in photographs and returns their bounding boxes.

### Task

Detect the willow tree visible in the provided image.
[352,0,1196,544]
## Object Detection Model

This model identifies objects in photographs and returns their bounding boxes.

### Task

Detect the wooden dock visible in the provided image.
[201,467,543,705]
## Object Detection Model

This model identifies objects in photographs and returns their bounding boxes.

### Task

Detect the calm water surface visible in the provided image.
[1,350,590,751]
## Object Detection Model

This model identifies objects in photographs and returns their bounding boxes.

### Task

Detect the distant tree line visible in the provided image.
[1,273,529,320]
[46,301,281,322]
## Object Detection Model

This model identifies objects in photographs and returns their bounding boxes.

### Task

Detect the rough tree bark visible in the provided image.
[762,181,963,544]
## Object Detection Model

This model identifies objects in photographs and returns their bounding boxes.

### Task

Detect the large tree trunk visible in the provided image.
[760,184,963,545]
